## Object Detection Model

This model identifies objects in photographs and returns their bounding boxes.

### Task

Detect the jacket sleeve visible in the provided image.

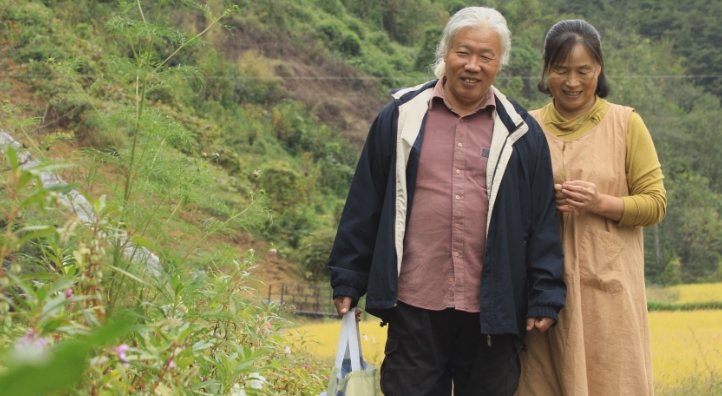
[524,116,567,323]
[327,102,398,305]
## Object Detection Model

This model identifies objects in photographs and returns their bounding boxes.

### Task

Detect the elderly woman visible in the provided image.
[516,19,666,396]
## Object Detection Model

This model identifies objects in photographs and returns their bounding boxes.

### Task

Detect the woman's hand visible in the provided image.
[554,183,574,212]
[555,180,623,221]
[557,180,602,212]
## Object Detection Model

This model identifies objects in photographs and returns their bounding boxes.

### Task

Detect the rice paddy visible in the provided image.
[288,283,722,391]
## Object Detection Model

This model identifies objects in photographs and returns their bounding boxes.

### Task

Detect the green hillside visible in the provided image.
[2,0,722,286]
[5,0,722,283]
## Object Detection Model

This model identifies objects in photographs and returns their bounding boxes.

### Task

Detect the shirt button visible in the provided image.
[457,143,463,147]
[455,195,460,199]
[454,252,459,257]
[455,169,461,174]
[449,278,454,282]
[454,224,460,228]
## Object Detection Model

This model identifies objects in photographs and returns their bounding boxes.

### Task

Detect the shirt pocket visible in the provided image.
[578,227,625,294]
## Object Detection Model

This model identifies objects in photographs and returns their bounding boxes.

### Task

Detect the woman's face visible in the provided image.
[547,43,600,119]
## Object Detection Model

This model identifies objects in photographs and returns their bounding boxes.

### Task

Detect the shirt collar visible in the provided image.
[545,96,606,133]
[429,76,496,115]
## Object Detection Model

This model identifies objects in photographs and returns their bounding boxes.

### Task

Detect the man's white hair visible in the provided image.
[432,7,512,78]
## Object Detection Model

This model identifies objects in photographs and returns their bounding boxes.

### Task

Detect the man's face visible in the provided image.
[443,26,502,115]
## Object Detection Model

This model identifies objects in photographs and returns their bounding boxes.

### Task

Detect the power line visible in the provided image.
[3,73,722,80]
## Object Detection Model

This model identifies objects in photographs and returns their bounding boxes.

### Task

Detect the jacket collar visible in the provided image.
[391,80,525,134]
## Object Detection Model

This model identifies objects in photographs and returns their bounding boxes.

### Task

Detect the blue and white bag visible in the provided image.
[320,311,378,396]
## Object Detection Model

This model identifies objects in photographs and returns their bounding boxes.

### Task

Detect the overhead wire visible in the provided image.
[2,73,722,80]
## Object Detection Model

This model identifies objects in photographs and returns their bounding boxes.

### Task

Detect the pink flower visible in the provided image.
[302,363,309,370]
[113,344,129,365]
[166,359,175,369]
[268,249,277,256]
[13,331,48,363]
[64,288,73,298]
[265,322,272,331]
[19,331,48,349]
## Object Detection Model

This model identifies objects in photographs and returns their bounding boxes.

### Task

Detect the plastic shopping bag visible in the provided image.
[321,311,378,396]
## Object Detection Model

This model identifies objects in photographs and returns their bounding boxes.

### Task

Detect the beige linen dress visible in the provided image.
[516,104,653,396]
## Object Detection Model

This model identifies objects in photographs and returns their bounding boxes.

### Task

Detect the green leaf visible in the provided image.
[0,321,131,396]
[102,263,149,285]
[18,189,50,210]
[17,226,57,245]
[27,163,75,175]
[45,183,79,194]
[129,234,161,253]
[5,145,19,170]
[192,340,214,352]
[16,170,36,192]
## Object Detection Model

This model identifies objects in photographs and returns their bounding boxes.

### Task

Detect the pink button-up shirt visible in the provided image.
[397,79,495,313]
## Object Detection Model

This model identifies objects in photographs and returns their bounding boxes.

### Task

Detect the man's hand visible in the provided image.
[333,296,362,321]
[526,317,554,333]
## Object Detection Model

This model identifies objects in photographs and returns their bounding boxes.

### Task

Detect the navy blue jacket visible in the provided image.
[328,81,566,339]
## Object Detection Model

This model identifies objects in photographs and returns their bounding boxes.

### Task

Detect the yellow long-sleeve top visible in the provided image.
[537,98,666,226]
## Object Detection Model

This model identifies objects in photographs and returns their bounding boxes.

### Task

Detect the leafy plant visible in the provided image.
[0,1,329,394]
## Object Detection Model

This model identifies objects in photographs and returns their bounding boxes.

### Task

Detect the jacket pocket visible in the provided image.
[578,227,624,294]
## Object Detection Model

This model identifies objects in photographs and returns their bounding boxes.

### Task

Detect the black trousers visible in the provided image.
[380,302,520,396]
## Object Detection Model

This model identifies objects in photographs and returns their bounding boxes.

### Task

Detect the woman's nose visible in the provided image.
[564,73,580,87]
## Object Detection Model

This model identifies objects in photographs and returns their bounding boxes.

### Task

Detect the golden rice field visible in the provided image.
[668,282,722,304]
[287,283,722,392]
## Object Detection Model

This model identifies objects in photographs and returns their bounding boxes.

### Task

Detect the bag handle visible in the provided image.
[333,311,363,371]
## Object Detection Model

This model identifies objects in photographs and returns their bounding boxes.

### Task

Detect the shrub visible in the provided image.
[338,32,362,57]
[259,160,305,212]
[298,228,337,281]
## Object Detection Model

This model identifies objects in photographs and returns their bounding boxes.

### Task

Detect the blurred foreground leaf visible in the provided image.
[0,321,131,396]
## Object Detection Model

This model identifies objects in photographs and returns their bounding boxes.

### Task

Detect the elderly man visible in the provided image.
[327,7,566,396]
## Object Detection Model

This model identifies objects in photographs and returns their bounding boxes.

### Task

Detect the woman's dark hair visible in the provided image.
[538,19,610,98]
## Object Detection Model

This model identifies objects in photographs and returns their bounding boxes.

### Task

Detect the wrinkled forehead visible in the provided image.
[450,26,502,51]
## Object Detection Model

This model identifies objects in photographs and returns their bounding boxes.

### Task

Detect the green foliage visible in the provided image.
[496,36,544,108]
[659,172,722,283]
[655,256,683,287]
[0,1,337,391]
[381,0,447,46]
[647,301,722,311]
[259,160,305,212]
[414,27,442,73]
[339,0,384,28]
[298,228,337,281]
[317,20,362,57]
[316,0,346,16]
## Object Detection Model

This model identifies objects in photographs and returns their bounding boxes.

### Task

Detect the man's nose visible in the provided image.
[464,57,481,71]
